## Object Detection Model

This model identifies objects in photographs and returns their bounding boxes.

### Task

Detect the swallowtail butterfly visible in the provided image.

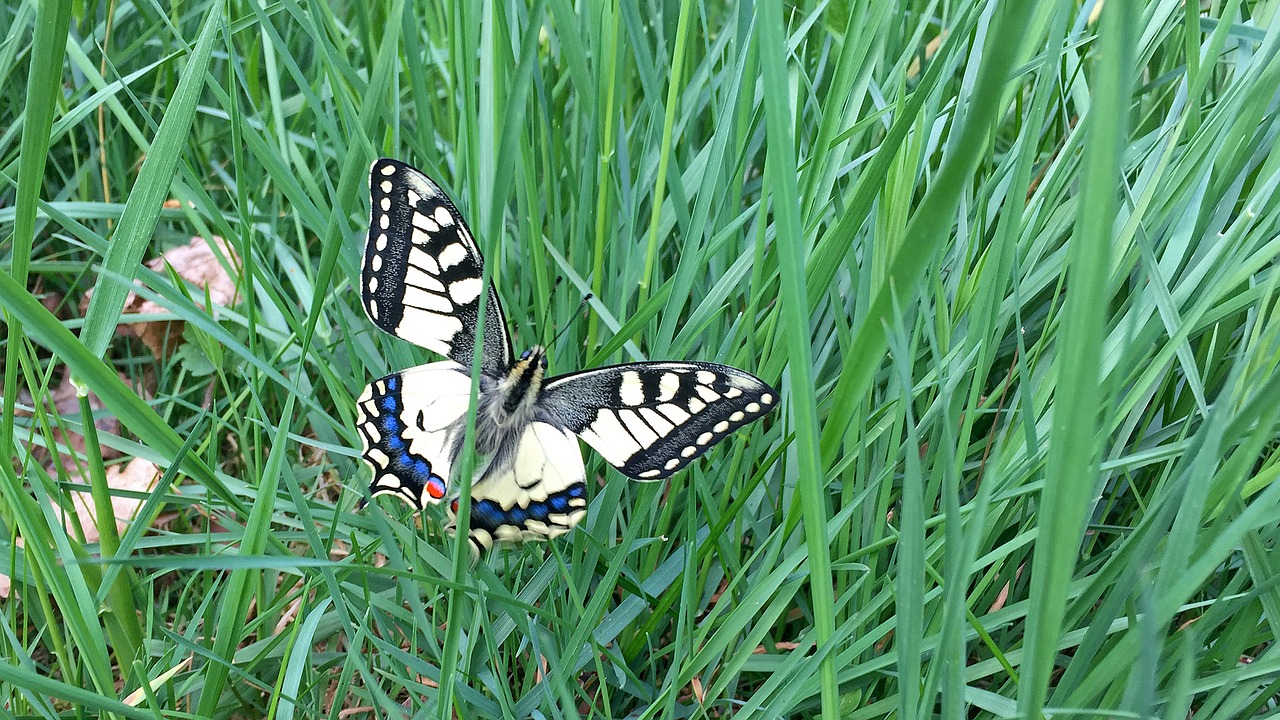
[356,159,778,551]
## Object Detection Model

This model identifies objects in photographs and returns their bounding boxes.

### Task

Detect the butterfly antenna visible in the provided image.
[547,292,593,352]
[539,276,565,345]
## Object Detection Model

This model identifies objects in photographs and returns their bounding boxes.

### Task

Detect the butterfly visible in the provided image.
[356,158,778,552]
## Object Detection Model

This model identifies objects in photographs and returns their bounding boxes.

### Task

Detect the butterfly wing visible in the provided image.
[446,421,588,553]
[539,362,778,480]
[362,158,512,374]
[356,361,473,508]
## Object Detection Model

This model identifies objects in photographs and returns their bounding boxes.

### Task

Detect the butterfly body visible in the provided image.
[357,159,777,551]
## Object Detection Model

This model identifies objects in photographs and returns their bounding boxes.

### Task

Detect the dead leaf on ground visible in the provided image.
[82,235,241,358]
[66,457,163,544]
[16,367,127,472]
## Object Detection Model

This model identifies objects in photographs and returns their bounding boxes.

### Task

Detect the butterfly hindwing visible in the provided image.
[539,362,778,480]
[356,361,473,508]
[446,422,588,553]
[362,159,512,374]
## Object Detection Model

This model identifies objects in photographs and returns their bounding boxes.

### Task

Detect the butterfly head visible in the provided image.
[518,346,549,369]
[498,346,548,418]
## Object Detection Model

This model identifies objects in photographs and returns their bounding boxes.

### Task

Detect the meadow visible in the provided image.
[2,0,1280,717]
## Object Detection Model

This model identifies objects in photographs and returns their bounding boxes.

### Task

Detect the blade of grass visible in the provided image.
[2,0,72,464]
[1017,1,1138,716]
[755,0,837,715]
[78,5,221,357]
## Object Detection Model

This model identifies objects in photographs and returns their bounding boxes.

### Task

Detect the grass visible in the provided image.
[3,0,1280,717]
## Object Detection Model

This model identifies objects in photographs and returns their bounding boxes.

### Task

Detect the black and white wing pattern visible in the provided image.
[356,361,472,509]
[357,157,778,552]
[539,362,778,480]
[362,158,512,375]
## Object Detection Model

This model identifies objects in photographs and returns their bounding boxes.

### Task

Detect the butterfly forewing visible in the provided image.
[539,362,778,480]
[362,159,512,374]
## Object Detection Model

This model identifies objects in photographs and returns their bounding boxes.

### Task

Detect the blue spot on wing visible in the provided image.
[359,372,446,506]
[467,482,586,534]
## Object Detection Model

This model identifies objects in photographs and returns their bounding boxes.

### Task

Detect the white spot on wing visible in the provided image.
[696,385,720,402]
[696,432,712,445]
[434,206,453,226]
[371,255,383,272]
[402,287,451,312]
[584,411,641,465]
[724,387,743,399]
[713,421,729,433]
[640,469,661,479]
[681,446,696,457]
[376,233,388,251]
[688,398,706,414]
[639,408,674,435]
[367,276,379,293]
[658,373,680,401]
[397,311,464,346]
[762,393,774,404]
[380,197,391,211]
[412,213,439,233]
[664,458,679,470]
[618,409,658,447]
[409,246,441,275]
[449,277,483,304]
[658,403,690,424]
[438,243,468,270]
[404,264,446,292]
[746,402,761,413]
[620,371,644,406]
[696,370,716,384]
[730,411,744,422]
[380,180,392,192]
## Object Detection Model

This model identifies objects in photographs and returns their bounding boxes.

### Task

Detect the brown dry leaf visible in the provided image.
[907,30,948,79]
[67,457,162,544]
[122,656,191,706]
[83,235,241,358]
[987,563,1023,613]
[753,641,800,654]
[17,368,125,472]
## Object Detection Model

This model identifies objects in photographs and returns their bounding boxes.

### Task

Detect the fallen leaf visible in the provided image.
[16,367,124,472]
[122,657,191,705]
[82,235,241,358]
[67,457,162,544]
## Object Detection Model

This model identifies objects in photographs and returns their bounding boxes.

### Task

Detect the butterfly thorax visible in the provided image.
[476,345,547,442]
